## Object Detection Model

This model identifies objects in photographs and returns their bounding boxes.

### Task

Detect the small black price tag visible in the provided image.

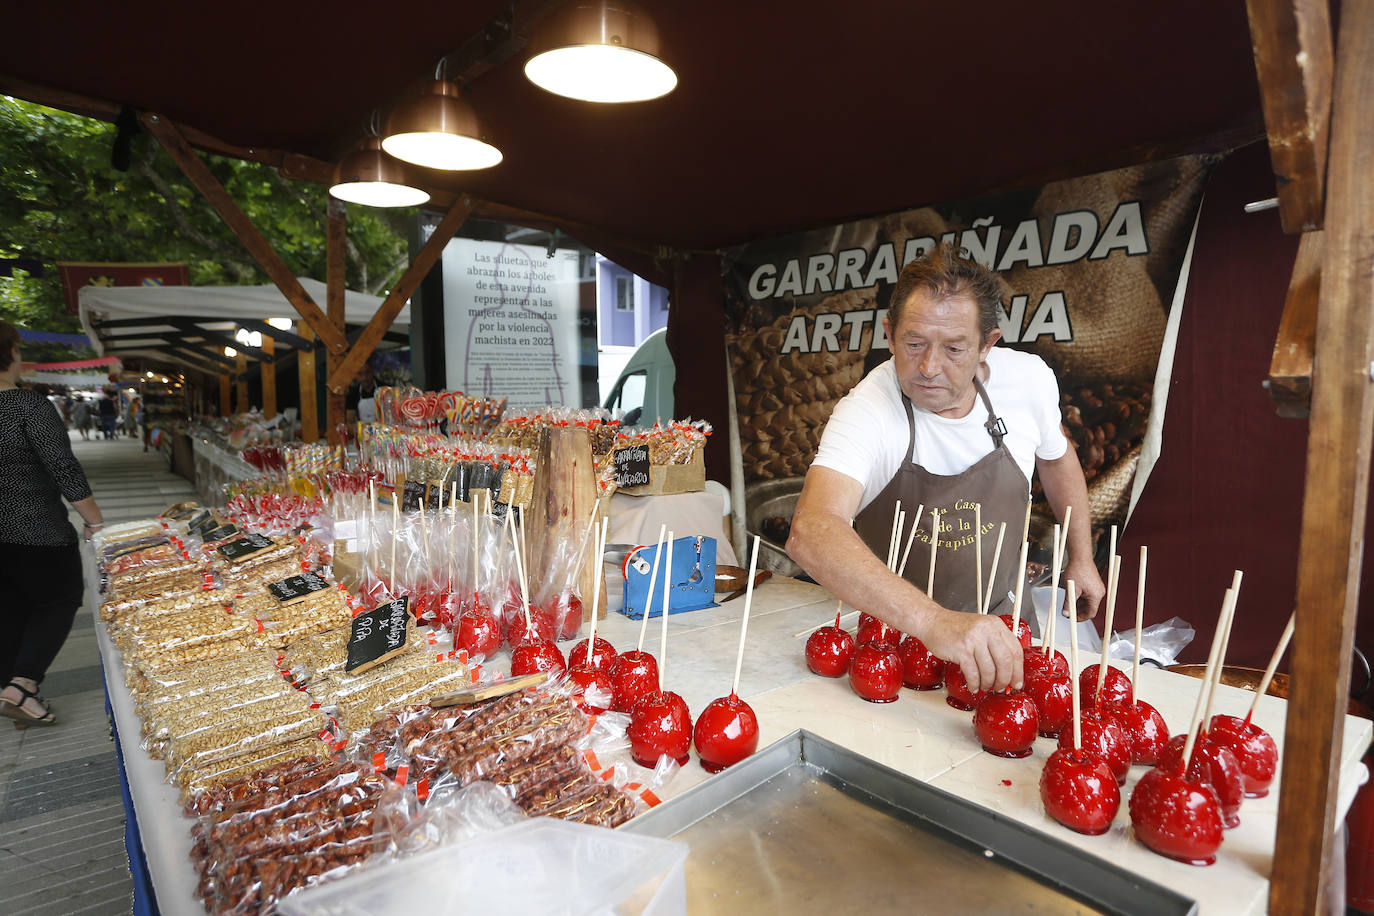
[346,596,412,673]
[401,480,426,512]
[267,571,331,605]
[613,444,652,488]
[216,533,274,562]
[202,523,240,543]
[188,510,216,535]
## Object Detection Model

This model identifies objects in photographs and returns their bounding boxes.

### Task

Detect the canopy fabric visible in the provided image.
[18,329,91,346]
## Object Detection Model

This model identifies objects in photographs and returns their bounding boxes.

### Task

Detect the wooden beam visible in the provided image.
[167,320,274,362]
[1269,3,1374,912]
[1244,0,1334,232]
[140,112,349,355]
[236,318,310,351]
[261,336,277,420]
[298,323,319,443]
[326,196,473,393]
[235,353,249,413]
[326,198,347,445]
[219,373,231,417]
[1266,230,1322,417]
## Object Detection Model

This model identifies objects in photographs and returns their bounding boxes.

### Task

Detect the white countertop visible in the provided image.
[97,563,1371,915]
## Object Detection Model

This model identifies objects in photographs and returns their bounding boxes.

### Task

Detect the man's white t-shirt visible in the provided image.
[812,347,1069,513]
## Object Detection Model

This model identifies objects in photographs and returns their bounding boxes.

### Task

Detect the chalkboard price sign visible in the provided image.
[346,595,412,673]
[267,571,331,605]
[202,523,240,543]
[216,533,274,562]
[188,510,216,535]
[401,480,427,512]
[613,445,652,488]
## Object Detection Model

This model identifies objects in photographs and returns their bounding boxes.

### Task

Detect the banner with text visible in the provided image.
[723,155,1211,544]
[57,261,188,315]
[442,239,582,407]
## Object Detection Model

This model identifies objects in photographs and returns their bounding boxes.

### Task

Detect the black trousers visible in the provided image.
[0,541,85,687]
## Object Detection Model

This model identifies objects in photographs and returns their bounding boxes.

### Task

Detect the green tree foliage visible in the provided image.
[0,96,411,332]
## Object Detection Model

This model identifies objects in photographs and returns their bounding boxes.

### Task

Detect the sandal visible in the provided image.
[0,680,56,728]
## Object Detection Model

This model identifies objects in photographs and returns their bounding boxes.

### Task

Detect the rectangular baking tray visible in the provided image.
[622,730,1196,915]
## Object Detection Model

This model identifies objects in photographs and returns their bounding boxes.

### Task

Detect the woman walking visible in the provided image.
[0,321,104,727]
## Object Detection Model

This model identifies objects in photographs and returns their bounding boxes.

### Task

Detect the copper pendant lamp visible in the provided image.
[329,138,430,208]
[525,0,677,103]
[382,80,503,171]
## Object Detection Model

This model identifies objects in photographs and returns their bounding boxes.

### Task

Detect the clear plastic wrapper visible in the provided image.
[142,677,300,753]
[167,701,328,775]
[178,740,332,805]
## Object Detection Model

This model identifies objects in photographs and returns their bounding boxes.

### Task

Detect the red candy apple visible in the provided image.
[510,640,566,677]
[1041,747,1121,835]
[1060,708,1131,784]
[1025,672,1073,738]
[543,591,584,641]
[944,664,987,711]
[610,650,659,713]
[506,611,556,649]
[806,620,855,678]
[999,614,1033,649]
[1158,732,1244,829]
[693,693,760,772]
[856,616,901,650]
[628,690,693,767]
[1024,648,1069,681]
[973,690,1039,758]
[1208,714,1278,798]
[568,636,618,674]
[1113,699,1170,766]
[849,642,902,703]
[1129,764,1224,865]
[1079,665,1133,709]
[455,610,502,659]
[898,635,945,690]
[568,666,614,714]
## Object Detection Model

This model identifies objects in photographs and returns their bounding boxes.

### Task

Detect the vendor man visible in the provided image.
[787,244,1104,695]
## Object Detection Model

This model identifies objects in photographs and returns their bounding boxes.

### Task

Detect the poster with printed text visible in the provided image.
[442,239,582,407]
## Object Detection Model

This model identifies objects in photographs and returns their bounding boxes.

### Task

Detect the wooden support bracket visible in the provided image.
[1265,230,1321,417]
[140,112,349,356]
[1244,0,1335,232]
[326,196,473,394]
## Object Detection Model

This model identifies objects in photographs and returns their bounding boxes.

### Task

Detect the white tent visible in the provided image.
[78,279,408,374]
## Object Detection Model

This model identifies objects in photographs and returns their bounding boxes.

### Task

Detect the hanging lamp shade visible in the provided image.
[524,0,677,103]
[329,138,430,208]
[382,81,503,171]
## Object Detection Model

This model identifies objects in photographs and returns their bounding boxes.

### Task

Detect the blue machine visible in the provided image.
[619,535,717,618]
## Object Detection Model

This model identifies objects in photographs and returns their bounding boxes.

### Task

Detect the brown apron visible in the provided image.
[854,374,1028,614]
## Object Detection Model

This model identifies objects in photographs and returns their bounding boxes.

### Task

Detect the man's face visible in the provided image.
[883,288,1000,418]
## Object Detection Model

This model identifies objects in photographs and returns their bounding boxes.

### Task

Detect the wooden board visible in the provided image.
[526,426,604,621]
[298,323,318,443]
[429,671,546,708]
[1266,230,1321,417]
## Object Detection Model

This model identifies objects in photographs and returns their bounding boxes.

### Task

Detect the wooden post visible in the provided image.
[140,112,349,356]
[219,373,231,417]
[1269,4,1374,912]
[298,324,319,443]
[1265,230,1322,417]
[261,335,277,420]
[235,353,249,413]
[326,198,347,445]
[527,427,603,619]
[326,196,473,395]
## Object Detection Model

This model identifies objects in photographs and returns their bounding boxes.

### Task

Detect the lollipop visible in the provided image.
[568,519,616,714]
[569,519,617,674]
[1208,611,1291,797]
[1112,546,1169,765]
[507,516,564,676]
[629,532,693,766]
[849,641,902,703]
[898,634,944,689]
[611,525,665,712]
[973,537,1038,758]
[693,536,763,772]
[1082,549,1133,709]
[1057,578,1131,783]
[806,607,857,677]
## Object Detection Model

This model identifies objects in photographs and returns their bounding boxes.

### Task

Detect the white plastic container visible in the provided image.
[278,817,688,916]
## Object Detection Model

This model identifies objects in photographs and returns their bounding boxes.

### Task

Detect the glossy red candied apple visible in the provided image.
[1079,665,1133,709]
[856,616,901,651]
[510,640,566,677]
[1023,648,1069,681]
[1113,699,1170,766]
[898,635,945,689]
[543,591,584,641]
[944,664,987,711]
[568,636,618,674]
[610,650,659,712]
[693,693,760,772]
[505,611,556,649]
[1060,708,1131,784]
[1129,763,1224,865]
[628,690,692,767]
[1158,732,1244,829]
[1025,672,1073,738]
[973,690,1039,758]
[848,642,902,703]
[805,621,855,678]
[568,666,615,714]
[998,614,1033,649]
[455,610,503,659]
[1041,747,1121,835]
[1208,714,1278,797]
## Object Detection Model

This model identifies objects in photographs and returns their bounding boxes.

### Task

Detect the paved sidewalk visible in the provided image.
[0,433,197,915]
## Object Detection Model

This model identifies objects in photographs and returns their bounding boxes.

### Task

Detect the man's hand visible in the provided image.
[1064,557,1105,621]
[919,609,1024,693]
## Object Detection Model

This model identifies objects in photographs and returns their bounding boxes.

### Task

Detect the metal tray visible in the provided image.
[623,730,1196,915]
